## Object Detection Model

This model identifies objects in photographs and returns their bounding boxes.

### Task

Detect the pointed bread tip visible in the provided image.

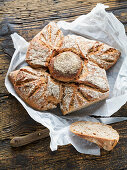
[9,70,19,84]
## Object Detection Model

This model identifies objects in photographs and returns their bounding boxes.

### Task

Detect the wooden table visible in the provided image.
[0,0,127,169]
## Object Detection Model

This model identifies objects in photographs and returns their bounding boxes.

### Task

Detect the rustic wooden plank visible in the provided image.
[0,95,127,169]
[0,96,45,139]
[0,122,127,169]
[0,0,127,31]
[0,0,127,61]
[1,94,127,140]
[1,0,127,23]
[0,54,11,94]
[0,0,127,53]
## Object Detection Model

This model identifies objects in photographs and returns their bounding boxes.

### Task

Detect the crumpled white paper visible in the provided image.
[5,3,127,155]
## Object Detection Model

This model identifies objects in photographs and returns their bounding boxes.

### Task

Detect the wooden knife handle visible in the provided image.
[10,128,49,147]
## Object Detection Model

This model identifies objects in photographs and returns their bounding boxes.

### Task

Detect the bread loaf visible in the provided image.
[26,22,64,68]
[76,60,109,92]
[9,66,63,111]
[60,60,109,115]
[70,121,119,151]
[48,51,83,82]
[9,22,121,115]
[26,22,120,70]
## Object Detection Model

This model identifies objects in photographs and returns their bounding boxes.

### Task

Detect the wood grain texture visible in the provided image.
[0,0,127,169]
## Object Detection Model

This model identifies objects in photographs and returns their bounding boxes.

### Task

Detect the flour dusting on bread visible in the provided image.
[9,22,120,115]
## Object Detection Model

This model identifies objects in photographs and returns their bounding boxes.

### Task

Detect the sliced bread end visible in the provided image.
[70,121,119,151]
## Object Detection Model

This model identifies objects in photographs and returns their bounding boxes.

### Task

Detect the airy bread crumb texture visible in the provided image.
[70,121,119,151]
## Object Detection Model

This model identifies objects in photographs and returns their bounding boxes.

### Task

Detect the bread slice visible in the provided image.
[70,121,119,151]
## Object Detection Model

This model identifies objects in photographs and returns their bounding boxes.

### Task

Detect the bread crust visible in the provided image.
[76,60,109,92]
[26,24,120,71]
[9,22,121,115]
[60,60,109,115]
[60,83,109,115]
[59,35,120,70]
[70,121,119,151]
[9,70,19,84]
[9,66,63,111]
[26,22,64,68]
[48,51,83,82]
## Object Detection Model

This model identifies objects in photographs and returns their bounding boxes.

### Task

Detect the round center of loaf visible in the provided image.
[48,51,82,82]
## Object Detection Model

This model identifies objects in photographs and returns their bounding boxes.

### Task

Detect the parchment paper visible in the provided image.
[5,4,127,155]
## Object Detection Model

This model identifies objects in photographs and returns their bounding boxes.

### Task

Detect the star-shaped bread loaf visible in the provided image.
[9,22,120,115]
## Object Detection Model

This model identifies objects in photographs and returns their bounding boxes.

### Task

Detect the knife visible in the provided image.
[10,128,49,147]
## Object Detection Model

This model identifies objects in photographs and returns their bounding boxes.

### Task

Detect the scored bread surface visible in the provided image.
[59,34,120,70]
[60,83,109,115]
[9,66,63,111]
[70,121,119,151]
[26,23,120,70]
[9,22,120,115]
[26,22,64,68]
[76,60,109,92]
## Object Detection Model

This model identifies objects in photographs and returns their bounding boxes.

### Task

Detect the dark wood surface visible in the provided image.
[0,0,127,169]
